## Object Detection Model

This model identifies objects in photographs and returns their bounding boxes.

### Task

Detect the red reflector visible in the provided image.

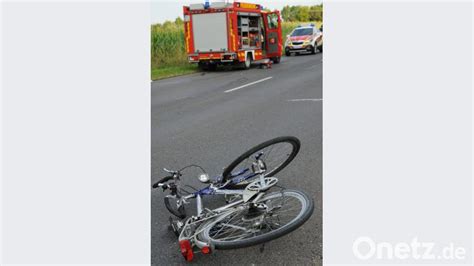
[179,240,194,261]
[201,246,211,254]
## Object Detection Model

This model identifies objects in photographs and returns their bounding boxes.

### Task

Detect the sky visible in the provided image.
[151,0,322,24]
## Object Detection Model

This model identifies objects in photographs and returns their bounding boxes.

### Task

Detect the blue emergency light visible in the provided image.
[204,0,210,9]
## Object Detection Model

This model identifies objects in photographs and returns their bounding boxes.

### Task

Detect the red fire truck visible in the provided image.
[183,1,282,70]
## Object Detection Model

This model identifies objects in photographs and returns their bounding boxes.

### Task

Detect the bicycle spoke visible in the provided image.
[263,143,276,162]
[211,211,242,237]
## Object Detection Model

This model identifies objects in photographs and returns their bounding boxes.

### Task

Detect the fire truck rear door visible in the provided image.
[262,11,281,57]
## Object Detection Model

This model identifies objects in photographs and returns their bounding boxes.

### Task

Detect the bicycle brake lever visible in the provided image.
[163,168,174,173]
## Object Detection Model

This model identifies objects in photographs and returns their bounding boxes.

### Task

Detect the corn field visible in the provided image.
[151,21,187,68]
[151,20,322,69]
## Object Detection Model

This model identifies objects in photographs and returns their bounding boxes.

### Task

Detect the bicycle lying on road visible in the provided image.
[152,136,314,261]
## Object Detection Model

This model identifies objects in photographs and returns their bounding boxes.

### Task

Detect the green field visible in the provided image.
[151,21,322,80]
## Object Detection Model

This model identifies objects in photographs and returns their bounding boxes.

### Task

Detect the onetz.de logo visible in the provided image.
[353,236,466,261]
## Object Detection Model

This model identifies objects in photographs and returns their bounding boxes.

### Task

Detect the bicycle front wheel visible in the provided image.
[222,136,300,182]
[198,189,314,250]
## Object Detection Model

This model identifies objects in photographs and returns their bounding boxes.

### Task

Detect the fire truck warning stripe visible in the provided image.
[224,77,273,93]
[185,23,191,52]
[229,15,236,51]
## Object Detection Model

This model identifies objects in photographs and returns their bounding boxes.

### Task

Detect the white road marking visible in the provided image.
[287,98,323,102]
[224,77,273,93]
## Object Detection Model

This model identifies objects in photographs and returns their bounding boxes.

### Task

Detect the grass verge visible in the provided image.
[151,65,199,81]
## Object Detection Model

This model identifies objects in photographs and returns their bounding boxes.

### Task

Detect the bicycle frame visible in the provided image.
[177,169,272,248]
[190,167,268,214]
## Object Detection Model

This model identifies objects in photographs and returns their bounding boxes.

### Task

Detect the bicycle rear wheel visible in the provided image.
[222,136,300,182]
[198,189,314,250]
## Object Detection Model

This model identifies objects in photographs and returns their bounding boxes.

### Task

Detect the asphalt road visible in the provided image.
[151,53,322,265]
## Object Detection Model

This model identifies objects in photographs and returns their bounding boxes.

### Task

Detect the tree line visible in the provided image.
[153,5,323,27]
[281,5,323,22]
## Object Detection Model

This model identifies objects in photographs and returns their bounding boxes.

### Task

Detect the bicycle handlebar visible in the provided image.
[152,175,174,189]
